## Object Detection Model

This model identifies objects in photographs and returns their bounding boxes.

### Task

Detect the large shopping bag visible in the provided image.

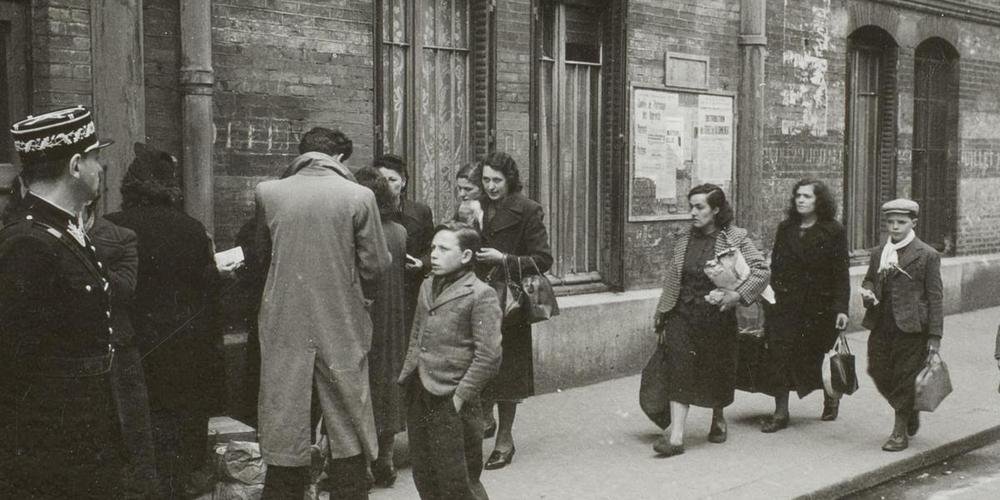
[639,344,672,430]
[914,352,953,412]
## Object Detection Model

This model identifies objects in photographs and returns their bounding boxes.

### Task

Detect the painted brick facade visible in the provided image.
[19,0,1000,287]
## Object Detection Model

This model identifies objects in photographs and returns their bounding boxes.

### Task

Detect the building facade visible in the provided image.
[4,0,1000,396]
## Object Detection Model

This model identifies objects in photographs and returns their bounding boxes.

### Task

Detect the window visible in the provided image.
[0,1,29,197]
[533,0,603,285]
[375,0,492,219]
[912,38,959,254]
[845,27,898,252]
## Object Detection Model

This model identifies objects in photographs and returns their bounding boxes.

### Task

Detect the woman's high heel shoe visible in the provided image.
[484,446,515,470]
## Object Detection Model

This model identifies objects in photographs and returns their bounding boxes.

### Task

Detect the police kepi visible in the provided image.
[0,106,123,497]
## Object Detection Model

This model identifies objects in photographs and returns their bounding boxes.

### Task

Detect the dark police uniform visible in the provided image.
[0,194,123,498]
[0,107,122,498]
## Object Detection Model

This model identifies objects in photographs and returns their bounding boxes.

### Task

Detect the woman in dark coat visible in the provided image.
[105,142,223,498]
[375,154,434,335]
[761,179,850,432]
[476,151,553,470]
[650,184,770,457]
[355,166,409,487]
[87,202,160,498]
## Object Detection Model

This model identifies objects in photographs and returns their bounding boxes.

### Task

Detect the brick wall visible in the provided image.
[494,0,532,192]
[210,0,375,248]
[622,0,1000,289]
[31,1,93,111]
[143,1,182,158]
[623,0,741,288]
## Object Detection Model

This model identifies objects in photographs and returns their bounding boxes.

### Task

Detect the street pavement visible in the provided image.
[366,306,1000,500]
[848,440,1000,499]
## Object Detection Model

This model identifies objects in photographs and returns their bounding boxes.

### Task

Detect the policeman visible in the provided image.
[0,106,122,497]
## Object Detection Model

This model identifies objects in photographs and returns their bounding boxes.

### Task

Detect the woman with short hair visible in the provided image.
[454,161,484,229]
[650,184,770,457]
[476,151,553,470]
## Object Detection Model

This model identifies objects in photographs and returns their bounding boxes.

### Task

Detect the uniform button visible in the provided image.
[420,347,428,352]
[429,311,435,316]
[25,215,33,220]
[90,246,96,252]
[108,327,114,335]
[85,285,92,292]
[106,310,111,318]
[98,262,104,269]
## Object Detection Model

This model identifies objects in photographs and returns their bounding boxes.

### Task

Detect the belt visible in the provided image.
[13,344,116,378]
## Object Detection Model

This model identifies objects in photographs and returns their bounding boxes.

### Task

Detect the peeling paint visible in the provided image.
[780,1,832,136]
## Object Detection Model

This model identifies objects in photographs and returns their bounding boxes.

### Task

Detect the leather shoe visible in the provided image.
[761,416,789,433]
[881,433,908,452]
[907,413,920,437]
[371,460,397,488]
[821,402,839,421]
[708,418,727,443]
[483,422,497,439]
[484,447,515,470]
[652,437,685,457]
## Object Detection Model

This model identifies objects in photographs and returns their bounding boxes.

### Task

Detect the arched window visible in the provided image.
[912,38,959,254]
[845,26,898,252]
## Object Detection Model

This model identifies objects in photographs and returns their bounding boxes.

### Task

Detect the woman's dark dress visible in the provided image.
[661,229,740,408]
[368,219,409,435]
[765,220,850,397]
[479,192,553,401]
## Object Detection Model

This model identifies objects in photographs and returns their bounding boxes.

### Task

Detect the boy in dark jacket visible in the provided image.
[398,222,502,500]
[861,198,944,452]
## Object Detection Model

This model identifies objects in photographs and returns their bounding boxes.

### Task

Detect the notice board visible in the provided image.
[629,86,735,221]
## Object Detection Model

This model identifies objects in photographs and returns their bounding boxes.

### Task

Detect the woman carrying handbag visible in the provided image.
[761,179,851,432]
[475,152,554,470]
[648,184,770,457]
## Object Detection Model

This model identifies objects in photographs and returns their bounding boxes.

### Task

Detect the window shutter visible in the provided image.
[600,0,627,289]
[876,45,898,223]
[470,0,495,159]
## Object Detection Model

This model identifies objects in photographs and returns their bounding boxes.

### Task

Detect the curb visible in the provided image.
[796,424,1000,499]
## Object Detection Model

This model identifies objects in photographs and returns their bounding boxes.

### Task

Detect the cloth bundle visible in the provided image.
[703,247,775,305]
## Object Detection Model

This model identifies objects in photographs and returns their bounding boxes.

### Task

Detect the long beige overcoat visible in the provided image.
[254,152,391,466]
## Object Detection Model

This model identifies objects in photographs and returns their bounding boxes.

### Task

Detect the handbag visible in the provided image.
[914,351,953,412]
[822,332,859,397]
[516,257,559,323]
[639,344,672,430]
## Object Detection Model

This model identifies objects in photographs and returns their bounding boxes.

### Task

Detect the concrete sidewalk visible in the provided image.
[368,306,1000,500]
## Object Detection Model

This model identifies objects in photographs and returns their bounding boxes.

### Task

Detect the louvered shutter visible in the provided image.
[600,0,627,289]
[470,0,495,159]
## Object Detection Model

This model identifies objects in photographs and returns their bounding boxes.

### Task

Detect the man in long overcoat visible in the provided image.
[254,128,391,498]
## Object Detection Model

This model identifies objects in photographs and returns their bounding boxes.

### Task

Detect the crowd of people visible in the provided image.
[0,106,947,499]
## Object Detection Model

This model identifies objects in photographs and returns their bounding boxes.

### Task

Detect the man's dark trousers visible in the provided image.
[406,378,488,500]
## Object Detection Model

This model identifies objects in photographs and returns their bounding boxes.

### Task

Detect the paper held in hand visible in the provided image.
[215,246,245,272]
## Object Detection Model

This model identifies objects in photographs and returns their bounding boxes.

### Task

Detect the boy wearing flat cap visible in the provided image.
[0,106,123,497]
[860,198,944,452]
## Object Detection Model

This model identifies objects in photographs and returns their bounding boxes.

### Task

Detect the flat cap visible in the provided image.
[881,198,919,217]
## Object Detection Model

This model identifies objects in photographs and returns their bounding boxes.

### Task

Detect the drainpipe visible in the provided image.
[179,0,215,233]
[737,0,767,242]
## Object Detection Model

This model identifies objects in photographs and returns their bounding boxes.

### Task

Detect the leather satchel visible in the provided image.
[515,257,559,323]
[915,352,953,412]
[823,332,859,397]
